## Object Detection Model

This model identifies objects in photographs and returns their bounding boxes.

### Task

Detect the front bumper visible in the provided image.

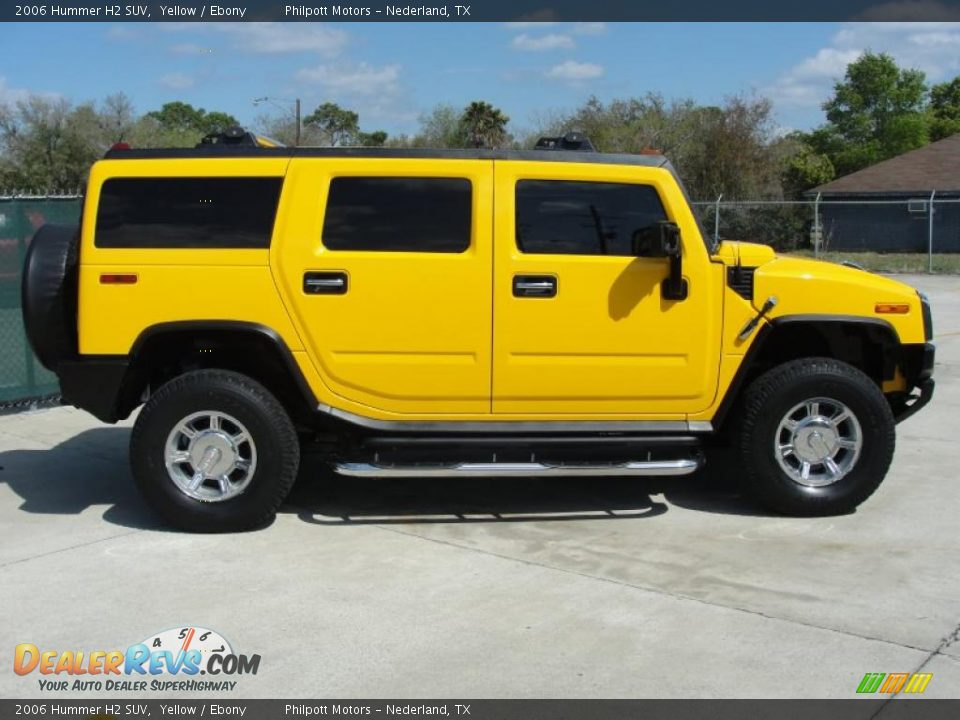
[892,342,935,423]
[895,378,935,423]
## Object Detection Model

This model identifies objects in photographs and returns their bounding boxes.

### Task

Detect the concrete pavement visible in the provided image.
[1,274,958,700]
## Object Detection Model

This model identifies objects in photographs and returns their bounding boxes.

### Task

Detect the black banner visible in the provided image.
[1,700,960,720]
[4,0,960,22]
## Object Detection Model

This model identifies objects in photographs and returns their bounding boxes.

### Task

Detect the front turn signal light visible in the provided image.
[875,303,910,314]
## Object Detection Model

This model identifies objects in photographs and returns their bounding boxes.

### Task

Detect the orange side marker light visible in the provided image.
[99,273,138,285]
[875,303,909,314]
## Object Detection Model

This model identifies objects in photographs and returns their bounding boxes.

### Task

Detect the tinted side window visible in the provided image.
[516,180,667,256]
[322,177,471,253]
[95,177,282,249]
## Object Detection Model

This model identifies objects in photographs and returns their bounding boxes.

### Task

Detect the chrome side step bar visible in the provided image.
[334,458,701,478]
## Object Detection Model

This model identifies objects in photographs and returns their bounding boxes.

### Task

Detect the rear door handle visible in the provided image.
[513,275,557,298]
[304,271,348,295]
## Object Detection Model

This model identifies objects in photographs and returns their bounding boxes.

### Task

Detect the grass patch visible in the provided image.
[786,251,960,274]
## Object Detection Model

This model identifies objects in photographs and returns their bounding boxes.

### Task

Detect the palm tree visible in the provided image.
[459,101,510,149]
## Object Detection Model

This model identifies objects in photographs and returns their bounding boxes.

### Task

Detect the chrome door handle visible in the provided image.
[304,272,348,295]
[513,275,557,298]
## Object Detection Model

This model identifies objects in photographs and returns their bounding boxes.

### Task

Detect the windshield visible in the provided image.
[661,160,716,254]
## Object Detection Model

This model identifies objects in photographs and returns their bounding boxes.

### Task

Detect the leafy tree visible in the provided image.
[0,97,100,190]
[533,94,702,160]
[98,92,137,145]
[408,104,464,148]
[809,52,928,176]
[145,101,239,147]
[780,141,835,197]
[458,101,510,148]
[539,93,781,201]
[929,76,960,141]
[684,96,785,200]
[357,130,388,147]
[147,101,206,133]
[202,111,239,135]
[303,102,360,146]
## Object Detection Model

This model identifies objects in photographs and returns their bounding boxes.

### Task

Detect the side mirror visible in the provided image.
[632,222,687,301]
[631,222,679,258]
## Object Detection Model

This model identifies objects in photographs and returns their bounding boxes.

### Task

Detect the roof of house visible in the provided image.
[810,133,960,195]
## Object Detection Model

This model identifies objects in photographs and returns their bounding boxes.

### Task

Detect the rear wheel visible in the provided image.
[738,358,895,516]
[131,369,300,532]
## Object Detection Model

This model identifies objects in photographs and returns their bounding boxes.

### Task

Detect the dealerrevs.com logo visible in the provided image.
[14,626,261,692]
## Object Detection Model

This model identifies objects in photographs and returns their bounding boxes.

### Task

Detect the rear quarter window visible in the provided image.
[94,177,282,249]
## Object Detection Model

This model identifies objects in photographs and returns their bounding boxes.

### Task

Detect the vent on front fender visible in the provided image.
[727,266,756,300]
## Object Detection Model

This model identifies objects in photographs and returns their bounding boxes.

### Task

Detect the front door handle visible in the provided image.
[304,271,348,295]
[513,275,557,298]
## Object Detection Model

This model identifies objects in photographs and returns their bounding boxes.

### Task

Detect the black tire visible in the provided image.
[738,358,895,516]
[130,369,300,532]
[21,224,79,370]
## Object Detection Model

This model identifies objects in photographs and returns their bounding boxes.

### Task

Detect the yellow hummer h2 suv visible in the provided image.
[22,131,935,532]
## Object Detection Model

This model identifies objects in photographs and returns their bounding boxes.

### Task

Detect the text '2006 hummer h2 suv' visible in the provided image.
[22,132,935,532]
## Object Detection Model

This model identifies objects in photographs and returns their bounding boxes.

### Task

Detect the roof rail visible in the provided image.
[534,132,597,152]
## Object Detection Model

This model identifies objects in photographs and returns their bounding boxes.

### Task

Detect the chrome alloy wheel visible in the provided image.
[774,397,862,487]
[164,411,257,502]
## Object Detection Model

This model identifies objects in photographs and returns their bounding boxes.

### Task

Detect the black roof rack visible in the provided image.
[196,125,262,148]
[534,132,597,153]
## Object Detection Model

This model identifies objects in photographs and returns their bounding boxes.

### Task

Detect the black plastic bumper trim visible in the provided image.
[894,379,935,424]
[57,357,131,423]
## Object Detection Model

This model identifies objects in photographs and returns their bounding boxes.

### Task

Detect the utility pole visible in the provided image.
[295,98,301,147]
[253,96,302,146]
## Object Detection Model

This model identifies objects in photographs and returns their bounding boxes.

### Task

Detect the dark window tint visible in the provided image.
[322,177,471,253]
[516,180,667,256]
[95,177,282,249]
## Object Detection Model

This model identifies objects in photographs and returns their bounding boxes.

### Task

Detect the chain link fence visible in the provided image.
[0,193,82,409]
[691,195,960,270]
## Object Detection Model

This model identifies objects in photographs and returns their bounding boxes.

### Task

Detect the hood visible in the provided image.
[751,255,925,345]
[711,241,776,268]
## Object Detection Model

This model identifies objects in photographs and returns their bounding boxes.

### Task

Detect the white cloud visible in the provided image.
[767,48,863,109]
[512,33,575,51]
[296,62,402,97]
[220,23,347,56]
[162,22,348,57]
[169,43,214,55]
[545,60,604,82]
[766,22,960,110]
[0,77,31,105]
[158,73,195,90]
[0,77,59,105]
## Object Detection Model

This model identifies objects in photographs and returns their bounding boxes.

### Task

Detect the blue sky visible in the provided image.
[2,22,960,138]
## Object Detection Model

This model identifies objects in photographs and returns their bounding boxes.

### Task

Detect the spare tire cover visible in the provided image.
[21,224,79,370]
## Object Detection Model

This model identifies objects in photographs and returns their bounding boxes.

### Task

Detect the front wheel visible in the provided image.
[738,358,895,516]
[130,369,300,532]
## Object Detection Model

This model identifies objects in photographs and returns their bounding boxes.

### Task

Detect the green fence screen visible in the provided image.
[0,195,83,405]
